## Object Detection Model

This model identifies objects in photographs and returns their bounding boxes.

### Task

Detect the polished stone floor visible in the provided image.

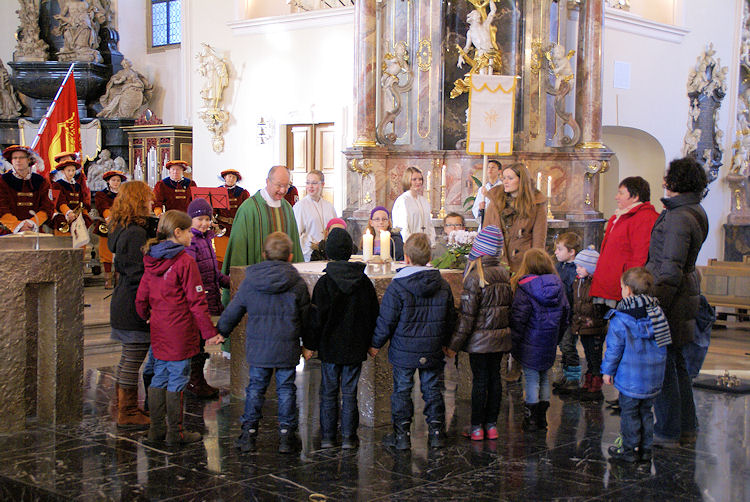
[1,281,748,500]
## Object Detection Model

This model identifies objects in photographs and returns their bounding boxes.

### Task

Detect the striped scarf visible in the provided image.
[618,294,672,348]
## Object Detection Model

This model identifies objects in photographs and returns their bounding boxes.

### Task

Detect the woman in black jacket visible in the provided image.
[108,180,156,429]
[646,157,708,447]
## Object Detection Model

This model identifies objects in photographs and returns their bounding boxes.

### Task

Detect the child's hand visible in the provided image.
[444,347,456,358]
[603,374,613,385]
[302,348,314,360]
[207,334,225,345]
[368,347,379,358]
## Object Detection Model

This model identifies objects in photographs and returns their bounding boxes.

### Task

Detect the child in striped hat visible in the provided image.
[446,225,513,441]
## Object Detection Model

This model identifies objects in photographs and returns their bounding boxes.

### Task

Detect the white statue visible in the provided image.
[113,156,126,172]
[87,149,115,191]
[98,59,152,118]
[730,141,747,175]
[682,128,701,156]
[547,43,574,91]
[196,43,231,153]
[134,157,143,181]
[458,0,498,69]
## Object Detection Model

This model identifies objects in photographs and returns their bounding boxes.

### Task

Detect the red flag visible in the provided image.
[32,65,82,179]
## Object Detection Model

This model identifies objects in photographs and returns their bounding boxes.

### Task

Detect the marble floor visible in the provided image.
[1,282,749,501]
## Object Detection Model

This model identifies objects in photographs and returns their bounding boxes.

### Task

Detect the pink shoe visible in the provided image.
[469,426,484,441]
[485,424,498,440]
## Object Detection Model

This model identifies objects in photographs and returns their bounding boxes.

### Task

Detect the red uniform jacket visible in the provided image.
[215,185,250,237]
[0,171,54,231]
[153,177,196,215]
[135,248,217,361]
[51,178,93,229]
[94,189,117,219]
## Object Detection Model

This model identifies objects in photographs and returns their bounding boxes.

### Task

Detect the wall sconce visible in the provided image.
[257,117,272,145]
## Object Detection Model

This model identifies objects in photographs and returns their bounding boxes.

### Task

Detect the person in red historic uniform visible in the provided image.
[152,160,196,215]
[0,145,54,234]
[95,170,127,289]
[53,151,91,207]
[285,183,299,207]
[50,159,93,235]
[214,168,250,266]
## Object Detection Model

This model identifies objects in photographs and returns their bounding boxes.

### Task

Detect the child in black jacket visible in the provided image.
[308,228,379,449]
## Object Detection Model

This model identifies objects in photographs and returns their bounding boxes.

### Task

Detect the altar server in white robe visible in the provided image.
[391,166,436,246]
[293,169,338,261]
[471,159,503,225]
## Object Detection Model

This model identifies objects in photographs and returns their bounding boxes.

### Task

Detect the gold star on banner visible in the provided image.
[484,109,498,128]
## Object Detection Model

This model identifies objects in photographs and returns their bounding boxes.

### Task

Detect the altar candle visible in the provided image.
[547,175,552,200]
[380,230,391,261]
[537,172,541,191]
[363,229,373,261]
[426,171,431,198]
[441,164,446,187]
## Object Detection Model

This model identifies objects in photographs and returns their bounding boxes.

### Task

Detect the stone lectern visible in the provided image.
[0,237,84,432]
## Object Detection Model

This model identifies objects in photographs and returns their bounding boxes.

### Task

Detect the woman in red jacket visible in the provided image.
[136,210,224,445]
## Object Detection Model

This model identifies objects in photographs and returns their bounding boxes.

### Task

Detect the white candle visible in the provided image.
[380,230,391,260]
[363,229,373,261]
[426,171,431,198]
[441,164,446,187]
[547,175,552,199]
[537,172,541,191]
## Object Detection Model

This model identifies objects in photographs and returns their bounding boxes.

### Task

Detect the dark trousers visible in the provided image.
[320,362,362,439]
[654,345,697,439]
[241,366,297,430]
[391,365,445,427]
[619,394,655,450]
[469,352,503,426]
[558,328,580,367]
[580,334,603,376]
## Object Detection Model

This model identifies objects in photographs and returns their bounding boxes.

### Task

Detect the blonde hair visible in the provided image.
[401,166,423,192]
[404,232,431,266]
[487,163,539,220]
[264,231,293,261]
[621,267,654,296]
[142,210,192,254]
[308,169,324,183]
[511,248,557,291]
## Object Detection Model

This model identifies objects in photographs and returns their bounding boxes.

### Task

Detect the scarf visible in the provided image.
[618,294,672,347]
[612,201,642,225]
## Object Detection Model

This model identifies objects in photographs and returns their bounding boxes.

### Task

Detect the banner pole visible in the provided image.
[31,63,75,150]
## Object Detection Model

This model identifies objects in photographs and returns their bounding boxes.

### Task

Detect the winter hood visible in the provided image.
[143,241,185,276]
[393,266,442,298]
[605,309,655,340]
[244,260,300,294]
[324,261,368,294]
[517,274,563,307]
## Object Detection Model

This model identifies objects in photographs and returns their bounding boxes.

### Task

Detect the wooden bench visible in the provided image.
[698,257,750,325]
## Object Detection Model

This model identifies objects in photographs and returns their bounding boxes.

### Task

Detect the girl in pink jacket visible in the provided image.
[136,210,223,446]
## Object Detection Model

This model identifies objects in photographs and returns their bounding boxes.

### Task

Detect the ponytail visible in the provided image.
[142,210,192,254]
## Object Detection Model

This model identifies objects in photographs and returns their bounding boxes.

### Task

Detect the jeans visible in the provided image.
[143,348,155,377]
[558,327,579,368]
[580,334,603,376]
[320,362,362,438]
[654,345,697,440]
[151,358,190,392]
[523,366,550,404]
[242,366,297,430]
[391,365,445,427]
[619,394,654,450]
[469,353,502,426]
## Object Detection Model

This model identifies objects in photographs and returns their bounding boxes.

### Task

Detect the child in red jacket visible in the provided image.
[136,210,224,446]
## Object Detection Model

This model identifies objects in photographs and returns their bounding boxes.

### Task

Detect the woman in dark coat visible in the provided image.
[645,157,708,447]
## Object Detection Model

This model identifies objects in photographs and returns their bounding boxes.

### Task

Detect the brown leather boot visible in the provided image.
[117,385,150,429]
[165,391,202,445]
[185,353,219,399]
[109,383,119,419]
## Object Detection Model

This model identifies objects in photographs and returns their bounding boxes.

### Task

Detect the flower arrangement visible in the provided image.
[431,230,477,269]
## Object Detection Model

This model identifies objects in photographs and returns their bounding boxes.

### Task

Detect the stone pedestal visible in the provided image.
[0,236,84,432]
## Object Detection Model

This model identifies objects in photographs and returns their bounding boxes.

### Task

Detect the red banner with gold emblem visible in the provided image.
[32,64,82,178]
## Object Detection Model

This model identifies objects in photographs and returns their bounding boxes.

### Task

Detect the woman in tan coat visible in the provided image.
[483,163,547,273]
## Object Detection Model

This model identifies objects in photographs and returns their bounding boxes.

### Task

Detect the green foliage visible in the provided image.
[463,175,485,210]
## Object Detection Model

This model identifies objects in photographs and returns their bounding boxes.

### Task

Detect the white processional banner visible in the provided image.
[466,74,518,156]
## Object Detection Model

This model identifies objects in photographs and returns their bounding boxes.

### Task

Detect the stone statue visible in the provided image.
[87,149,115,191]
[54,0,103,63]
[89,0,113,27]
[113,156,127,172]
[730,141,747,175]
[682,128,701,157]
[547,43,575,91]
[97,60,152,118]
[13,0,48,62]
[542,43,580,146]
[376,41,413,145]
[458,0,499,70]
[0,59,22,119]
[196,43,231,153]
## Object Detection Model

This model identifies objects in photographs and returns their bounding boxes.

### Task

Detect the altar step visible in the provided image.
[84,321,120,356]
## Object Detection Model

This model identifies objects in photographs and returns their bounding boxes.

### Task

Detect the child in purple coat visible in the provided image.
[184,198,231,398]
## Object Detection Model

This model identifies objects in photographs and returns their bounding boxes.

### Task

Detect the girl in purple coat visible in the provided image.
[184,198,231,398]
[510,248,570,432]
[136,210,224,445]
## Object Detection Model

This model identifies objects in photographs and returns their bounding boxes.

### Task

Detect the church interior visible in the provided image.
[1,0,750,500]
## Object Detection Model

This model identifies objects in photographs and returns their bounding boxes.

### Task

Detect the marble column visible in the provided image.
[354,0,378,147]
[574,0,605,149]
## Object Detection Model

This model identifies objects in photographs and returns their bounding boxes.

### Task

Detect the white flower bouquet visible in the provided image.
[431,230,477,269]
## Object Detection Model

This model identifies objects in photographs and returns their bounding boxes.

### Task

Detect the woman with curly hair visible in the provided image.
[483,163,547,273]
[645,157,709,448]
[108,181,156,429]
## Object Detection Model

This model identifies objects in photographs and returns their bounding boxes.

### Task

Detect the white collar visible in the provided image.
[260,188,281,208]
[12,169,32,180]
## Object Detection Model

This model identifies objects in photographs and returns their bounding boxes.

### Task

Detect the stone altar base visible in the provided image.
[0,236,84,432]
[229,261,473,428]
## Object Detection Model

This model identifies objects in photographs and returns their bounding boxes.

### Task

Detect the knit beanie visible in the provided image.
[326,227,353,261]
[468,225,504,261]
[326,217,347,231]
[370,206,390,219]
[574,247,600,275]
[187,198,213,218]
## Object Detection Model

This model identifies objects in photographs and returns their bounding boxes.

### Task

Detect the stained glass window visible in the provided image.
[151,0,181,48]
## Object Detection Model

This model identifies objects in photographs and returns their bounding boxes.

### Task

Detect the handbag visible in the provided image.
[71,212,90,248]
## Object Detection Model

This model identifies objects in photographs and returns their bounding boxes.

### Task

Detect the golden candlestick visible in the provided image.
[546,200,554,220]
[438,183,447,219]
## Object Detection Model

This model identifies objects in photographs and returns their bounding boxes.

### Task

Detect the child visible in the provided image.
[510,248,569,431]
[309,218,354,261]
[571,247,608,401]
[371,233,456,450]
[446,225,512,441]
[602,267,670,463]
[135,210,223,445]
[308,228,379,449]
[217,232,313,454]
[184,198,231,399]
[552,232,582,394]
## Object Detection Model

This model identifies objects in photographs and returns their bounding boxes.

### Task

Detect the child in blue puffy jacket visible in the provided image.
[602,267,670,464]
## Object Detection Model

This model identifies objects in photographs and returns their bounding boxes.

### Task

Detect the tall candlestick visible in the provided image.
[537,172,541,191]
[441,164,446,186]
[363,229,373,261]
[547,175,552,199]
[380,230,391,261]
[547,175,554,220]
[426,171,431,199]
